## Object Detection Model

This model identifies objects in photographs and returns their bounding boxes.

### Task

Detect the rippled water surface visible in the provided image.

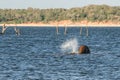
[0,26,120,80]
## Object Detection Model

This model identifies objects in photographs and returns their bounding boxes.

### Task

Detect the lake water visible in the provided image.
[0,26,120,80]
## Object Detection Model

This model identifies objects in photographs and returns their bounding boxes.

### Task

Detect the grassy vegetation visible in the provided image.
[0,5,120,24]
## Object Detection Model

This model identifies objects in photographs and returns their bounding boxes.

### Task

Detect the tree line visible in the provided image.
[0,5,120,24]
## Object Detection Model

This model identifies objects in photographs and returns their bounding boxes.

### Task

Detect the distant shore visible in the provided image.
[0,20,120,27]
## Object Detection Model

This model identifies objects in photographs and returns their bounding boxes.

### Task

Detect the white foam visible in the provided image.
[61,38,78,53]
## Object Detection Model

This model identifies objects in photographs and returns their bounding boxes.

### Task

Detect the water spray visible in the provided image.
[61,38,90,54]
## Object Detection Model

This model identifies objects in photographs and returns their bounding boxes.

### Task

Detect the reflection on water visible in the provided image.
[0,27,120,80]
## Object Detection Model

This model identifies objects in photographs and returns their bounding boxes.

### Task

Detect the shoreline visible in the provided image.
[0,21,120,27]
[0,24,120,27]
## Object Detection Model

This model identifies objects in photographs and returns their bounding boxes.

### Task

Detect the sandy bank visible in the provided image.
[0,20,120,27]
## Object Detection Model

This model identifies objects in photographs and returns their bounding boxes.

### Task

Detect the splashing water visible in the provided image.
[61,38,78,53]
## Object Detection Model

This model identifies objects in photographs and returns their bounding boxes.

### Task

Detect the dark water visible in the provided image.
[0,26,120,80]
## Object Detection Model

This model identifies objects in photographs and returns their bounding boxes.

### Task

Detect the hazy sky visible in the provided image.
[0,0,120,9]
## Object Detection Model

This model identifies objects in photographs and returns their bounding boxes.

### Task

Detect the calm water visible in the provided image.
[0,26,120,80]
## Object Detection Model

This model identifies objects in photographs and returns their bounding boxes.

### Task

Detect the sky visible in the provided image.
[0,0,120,9]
